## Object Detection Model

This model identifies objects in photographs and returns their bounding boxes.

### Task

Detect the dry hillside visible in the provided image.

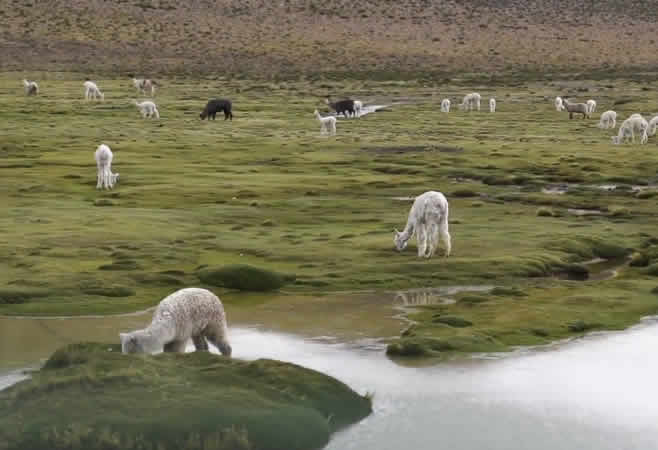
[1,0,658,78]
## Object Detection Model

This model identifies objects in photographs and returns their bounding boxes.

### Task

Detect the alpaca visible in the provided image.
[612,114,648,145]
[555,96,564,111]
[133,100,160,119]
[441,98,451,113]
[22,79,38,96]
[84,80,104,101]
[648,115,658,136]
[94,144,119,189]
[459,93,481,111]
[489,97,496,113]
[200,99,233,120]
[586,99,597,114]
[326,98,356,118]
[353,100,363,118]
[562,99,589,119]
[597,110,617,129]
[119,287,231,356]
[394,191,451,258]
[314,109,336,135]
[132,77,156,96]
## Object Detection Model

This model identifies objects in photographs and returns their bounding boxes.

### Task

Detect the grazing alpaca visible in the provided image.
[394,191,451,258]
[555,96,564,111]
[133,100,160,119]
[489,97,496,113]
[132,78,156,96]
[598,110,617,129]
[200,99,233,120]
[441,98,451,113]
[22,79,38,96]
[325,97,356,118]
[120,287,231,356]
[84,80,104,101]
[612,114,648,145]
[459,93,481,111]
[314,109,336,135]
[648,115,658,136]
[94,144,119,190]
[586,99,597,114]
[562,99,589,119]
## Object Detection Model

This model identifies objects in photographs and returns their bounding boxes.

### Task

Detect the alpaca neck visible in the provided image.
[315,111,323,121]
[400,216,416,243]
[145,319,176,345]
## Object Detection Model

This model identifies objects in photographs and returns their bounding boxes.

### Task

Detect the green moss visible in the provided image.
[80,286,135,297]
[198,265,293,291]
[0,288,49,304]
[457,294,490,305]
[432,315,473,327]
[646,264,658,277]
[490,286,527,297]
[0,343,372,450]
[536,207,554,217]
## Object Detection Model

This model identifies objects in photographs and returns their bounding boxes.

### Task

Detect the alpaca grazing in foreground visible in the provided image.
[598,110,617,129]
[133,100,160,119]
[489,98,496,113]
[120,287,232,356]
[200,99,233,120]
[94,144,119,190]
[441,98,451,112]
[22,79,38,96]
[394,191,451,258]
[326,97,356,118]
[314,109,336,135]
[562,99,589,119]
[132,77,155,96]
[554,96,564,111]
[84,80,104,101]
[459,92,481,111]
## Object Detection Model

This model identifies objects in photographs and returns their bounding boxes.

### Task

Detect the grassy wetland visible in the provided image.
[2,73,658,356]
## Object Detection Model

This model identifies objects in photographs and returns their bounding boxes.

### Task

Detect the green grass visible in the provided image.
[1,73,658,357]
[0,343,372,450]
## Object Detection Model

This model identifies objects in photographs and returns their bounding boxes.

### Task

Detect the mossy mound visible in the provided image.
[0,343,372,450]
[0,287,50,304]
[198,264,294,291]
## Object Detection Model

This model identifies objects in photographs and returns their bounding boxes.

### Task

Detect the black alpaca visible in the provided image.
[200,99,233,120]
[326,98,355,117]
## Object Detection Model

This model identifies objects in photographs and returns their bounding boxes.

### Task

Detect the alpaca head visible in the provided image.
[119,330,156,354]
[200,110,207,120]
[393,229,408,251]
[22,79,29,87]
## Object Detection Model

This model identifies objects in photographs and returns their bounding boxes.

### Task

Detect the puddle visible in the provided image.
[567,208,604,216]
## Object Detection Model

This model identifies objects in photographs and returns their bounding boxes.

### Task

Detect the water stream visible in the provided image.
[1,286,656,449]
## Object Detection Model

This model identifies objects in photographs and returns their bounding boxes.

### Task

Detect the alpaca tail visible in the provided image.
[154,108,160,119]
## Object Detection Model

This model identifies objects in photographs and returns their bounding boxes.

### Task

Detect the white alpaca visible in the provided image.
[597,110,617,129]
[133,100,160,119]
[120,288,231,356]
[459,92,481,111]
[612,115,648,145]
[489,97,496,113]
[394,191,451,258]
[353,100,363,118]
[314,109,336,135]
[132,78,155,96]
[555,96,564,111]
[22,79,39,96]
[94,144,119,189]
[586,99,597,114]
[441,98,451,113]
[84,81,104,101]
[648,115,658,136]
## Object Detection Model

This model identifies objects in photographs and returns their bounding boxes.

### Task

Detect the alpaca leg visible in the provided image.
[96,170,102,189]
[192,335,209,351]
[416,225,427,258]
[154,108,160,119]
[205,323,231,356]
[163,339,187,353]
[330,121,336,135]
[439,216,451,257]
[428,223,439,258]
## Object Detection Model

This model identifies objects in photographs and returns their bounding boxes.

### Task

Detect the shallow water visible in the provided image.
[2,290,657,449]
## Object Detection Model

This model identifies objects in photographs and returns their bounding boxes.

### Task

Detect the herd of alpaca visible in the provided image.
[555,95,656,145]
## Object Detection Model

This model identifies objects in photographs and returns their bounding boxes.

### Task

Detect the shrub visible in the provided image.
[198,264,294,291]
